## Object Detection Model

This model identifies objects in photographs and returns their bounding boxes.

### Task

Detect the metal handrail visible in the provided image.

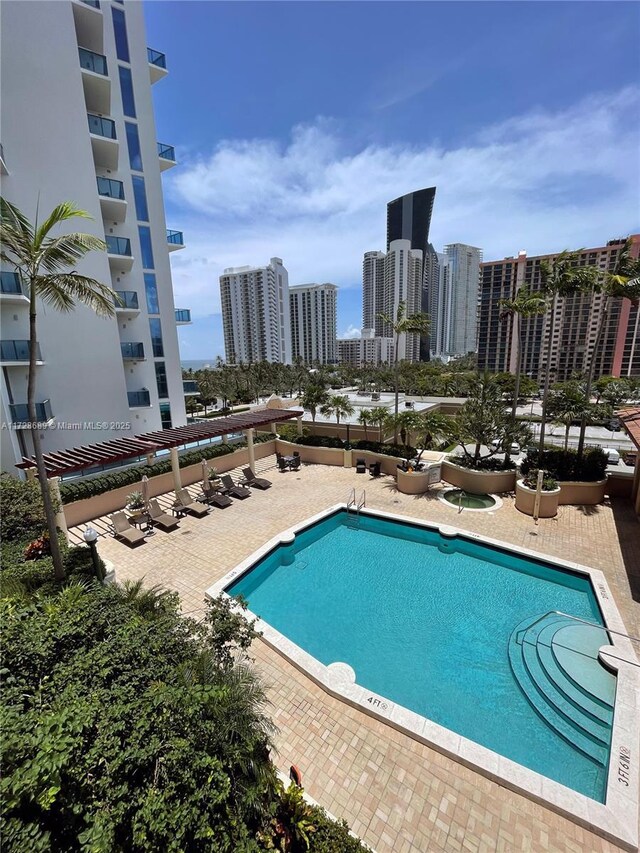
[347,488,355,510]
[545,610,640,647]
[357,490,366,511]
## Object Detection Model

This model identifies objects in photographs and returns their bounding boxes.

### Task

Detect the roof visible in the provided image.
[617,407,640,450]
[16,408,300,478]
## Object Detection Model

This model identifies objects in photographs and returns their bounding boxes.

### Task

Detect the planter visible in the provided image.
[343,449,352,468]
[397,464,442,495]
[557,479,607,506]
[515,480,561,518]
[441,460,516,495]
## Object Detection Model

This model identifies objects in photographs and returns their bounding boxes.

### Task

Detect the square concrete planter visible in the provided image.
[515,480,561,518]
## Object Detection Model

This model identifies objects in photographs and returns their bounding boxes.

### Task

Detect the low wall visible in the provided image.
[515,481,560,518]
[557,479,607,506]
[63,441,276,527]
[441,460,516,495]
[275,439,345,467]
[605,472,634,499]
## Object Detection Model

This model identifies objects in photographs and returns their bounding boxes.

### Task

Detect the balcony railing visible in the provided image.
[121,342,145,360]
[147,47,166,69]
[106,236,132,256]
[1,271,23,294]
[79,47,107,75]
[175,308,191,323]
[97,176,125,200]
[183,380,199,394]
[81,0,100,7]
[166,229,184,246]
[1,340,42,362]
[9,400,53,424]
[88,113,116,139]
[157,142,175,161]
[127,390,151,408]
[114,290,139,310]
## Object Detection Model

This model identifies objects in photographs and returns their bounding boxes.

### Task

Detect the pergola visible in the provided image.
[617,407,640,515]
[16,408,302,481]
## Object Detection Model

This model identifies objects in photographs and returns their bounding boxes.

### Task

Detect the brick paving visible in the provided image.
[71,459,640,853]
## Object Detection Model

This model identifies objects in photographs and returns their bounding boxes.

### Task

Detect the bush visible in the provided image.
[521,447,607,482]
[353,439,416,459]
[0,473,57,542]
[292,434,345,449]
[277,423,306,442]
[200,406,250,419]
[449,454,516,472]
[521,469,558,491]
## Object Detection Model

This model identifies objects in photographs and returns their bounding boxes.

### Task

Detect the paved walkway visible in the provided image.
[72,460,640,853]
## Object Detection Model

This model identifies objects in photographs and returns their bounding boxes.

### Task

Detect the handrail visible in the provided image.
[550,610,640,647]
[357,490,366,511]
[347,488,355,510]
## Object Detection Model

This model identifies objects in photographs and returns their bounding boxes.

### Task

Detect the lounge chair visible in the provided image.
[175,488,209,518]
[369,461,381,477]
[199,486,233,509]
[220,475,251,500]
[147,499,180,531]
[355,458,366,473]
[111,511,146,547]
[290,457,301,472]
[240,467,272,490]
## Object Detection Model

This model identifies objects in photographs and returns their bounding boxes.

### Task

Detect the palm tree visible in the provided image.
[537,252,598,452]
[368,406,390,444]
[319,394,355,434]
[547,383,590,451]
[499,286,547,420]
[576,239,640,456]
[357,408,372,440]
[0,198,116,580]
[300,384,328,423]
[376,300,429,441]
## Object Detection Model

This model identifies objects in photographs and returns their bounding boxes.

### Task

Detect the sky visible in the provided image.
[144,1,640,360]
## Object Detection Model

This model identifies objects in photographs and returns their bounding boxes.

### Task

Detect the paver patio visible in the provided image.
[70,459,640,853]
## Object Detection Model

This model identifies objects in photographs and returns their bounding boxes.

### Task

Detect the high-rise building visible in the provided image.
[219,258,291,365]
[336,337,361,367]
[362,251,386,336]
[337,333,394,367]
[421,243,440,361]
[289,283,337,365]
[442,243,482,357]
[429,252,449,359]
[478,236,640,381]
[1,0,188,475]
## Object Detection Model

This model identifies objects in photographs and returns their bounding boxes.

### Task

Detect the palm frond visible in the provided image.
[36,273,117,317]
[34,201,93,248]
[38,232,106,273]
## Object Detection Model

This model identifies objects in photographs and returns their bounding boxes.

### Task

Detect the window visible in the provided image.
[138,226,154,269]
[111,7,130,62]
[132,175,149,221]
[125,122,142,171]
[144,273,159,313]
[118,66,136,118]
[159,401,172,428]
[149,318,164,357]
[155,363,169,399]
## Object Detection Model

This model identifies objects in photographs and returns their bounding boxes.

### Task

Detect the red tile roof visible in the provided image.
[617,407,640,451]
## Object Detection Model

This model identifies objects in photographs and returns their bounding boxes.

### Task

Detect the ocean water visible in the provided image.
[181,359,219,371]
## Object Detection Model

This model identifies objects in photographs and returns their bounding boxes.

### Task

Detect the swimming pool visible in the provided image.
[210,505,639,848]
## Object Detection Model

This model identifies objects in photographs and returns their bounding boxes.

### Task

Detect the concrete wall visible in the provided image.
[441,460,516,494]
[557,480,607,506]
[515,481,560,518]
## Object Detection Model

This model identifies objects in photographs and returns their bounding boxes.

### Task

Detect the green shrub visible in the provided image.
[449,455,516,472]
[308,805,371,851]
[277,423,306,442]
[353,439,416,459]
[521,469,558,491]
[291,434,345,449]
[0,473,58,542]
[200,405,250,419]
[521,447,607,482]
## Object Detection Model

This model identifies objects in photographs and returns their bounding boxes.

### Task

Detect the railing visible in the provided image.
[127,390,151,408]
[1,271,23,294]
[530,610,640,649]
[147,47,166,69]
[114,290,139,310]
[120,342,145,360]
[166,229,184,246]
[80,0,100,7]
[97,176,124,200]
[1,340,42,362]
[88,113,116,139]
[9,400,53,424]
[78,47,107,75]
[183,380,199,393]
[106,235,131,256]
[175,308,191,323]
[157,142,175,161]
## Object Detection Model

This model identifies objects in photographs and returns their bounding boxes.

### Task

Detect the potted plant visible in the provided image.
[207,466,220,483]
[515,469,561,517]
[126,491,145,512]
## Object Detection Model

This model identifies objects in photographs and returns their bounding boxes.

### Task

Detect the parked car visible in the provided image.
[623,451,637,467]
[601,447,620,465]
[491,440,521,455]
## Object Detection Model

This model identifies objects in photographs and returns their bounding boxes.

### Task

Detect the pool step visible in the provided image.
[508,613,614,765]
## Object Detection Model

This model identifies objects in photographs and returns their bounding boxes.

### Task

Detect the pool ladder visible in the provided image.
[347,488,366,527]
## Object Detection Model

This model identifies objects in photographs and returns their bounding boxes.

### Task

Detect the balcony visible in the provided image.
[97,176,126,221]
[114,290,140,316]
[175,308,191,325]
[106,235,134,271]
[157,142,176,171]
[0,143,7,175]
[88,113,118,169]
[9,400,53,427]
[73,1,103,54]
[1,271,28,304]
[127,389,151,408]
[0,340,43,366]
[148,47,168,84]
[166,229,185,251]
[79,47,110,113]
[121,342,145,361]
[183,380,200,396]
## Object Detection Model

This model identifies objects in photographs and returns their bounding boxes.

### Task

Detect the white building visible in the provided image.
[289,283,337,365]
[337,332,394,367]
[0,0,188,475]
[442,243,482,356]
[337,337,361,367]
[219,257,291,364]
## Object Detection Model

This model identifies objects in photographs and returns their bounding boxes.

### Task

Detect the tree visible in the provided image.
[414,412,453,465]
[319,394,355,434]
[0,198,115,580]
[537,252,599,452]
[357,408,372,440]
[301,385,329,423]
[546,382,591,451]
[195,370,217,414]
[368,406,390,444]
[499,286,547,419]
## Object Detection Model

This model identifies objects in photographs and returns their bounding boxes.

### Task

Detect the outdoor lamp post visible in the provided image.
[83,526,104,582]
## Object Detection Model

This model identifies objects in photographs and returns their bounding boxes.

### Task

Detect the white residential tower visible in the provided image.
[289,283,337,365]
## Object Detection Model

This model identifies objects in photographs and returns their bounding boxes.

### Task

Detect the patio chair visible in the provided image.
[110,511,146,547]
[355,458,366,473]
[278,457,288,473]
[147,499,180,531]
[369,461,382,478]
[220,474,251,500]
[240,467,272,490]
[290,457,301,472]
[175,488,209,518]
[200,486,233,509]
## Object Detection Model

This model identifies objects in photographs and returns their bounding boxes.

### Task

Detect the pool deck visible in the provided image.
[72,460,640,853]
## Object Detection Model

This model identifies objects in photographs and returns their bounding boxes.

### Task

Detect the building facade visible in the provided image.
[442,243,482,357]
[337,334,394,367]
[219,257,291,365]
[478,236,640,382]
[289,283,337,365]
[1,0,188,475]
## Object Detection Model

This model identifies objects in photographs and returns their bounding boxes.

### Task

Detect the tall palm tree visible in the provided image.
[576,239,640,456]
[368,406,390,444]
[376,300,429,442]
[537,251,598,452]
[300,384,328,423]
[357,408,372,440]
[499,286,547,420]
[547,383,590,451]
[319,394,355,434]
[0,198,116,579]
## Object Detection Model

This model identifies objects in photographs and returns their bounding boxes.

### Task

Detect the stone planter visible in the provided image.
[441,460,516,495]
[515,480,561,518]
[397,465,442,495]
[557,479,607,506]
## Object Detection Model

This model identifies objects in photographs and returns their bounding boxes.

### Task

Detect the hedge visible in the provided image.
[449,455,516,472]
[199,406,251,419]
[521,447,607,482]
[288,435,417,458]
[58,434,276,504]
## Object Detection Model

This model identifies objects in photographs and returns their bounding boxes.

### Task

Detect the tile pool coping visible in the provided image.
[206,503,640,851]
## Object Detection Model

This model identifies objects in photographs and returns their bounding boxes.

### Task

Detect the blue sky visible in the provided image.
[144,1,640,360]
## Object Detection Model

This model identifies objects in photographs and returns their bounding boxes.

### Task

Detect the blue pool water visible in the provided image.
[228,511,614,801]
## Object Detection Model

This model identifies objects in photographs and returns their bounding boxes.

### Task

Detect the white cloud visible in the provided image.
[167,87,640,327]
[339,324,362,340]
